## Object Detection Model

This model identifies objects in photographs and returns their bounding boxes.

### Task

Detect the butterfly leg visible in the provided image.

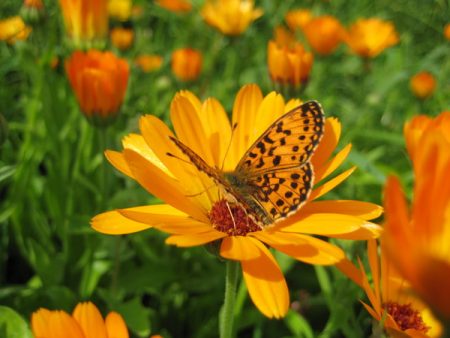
[225,200,237,230]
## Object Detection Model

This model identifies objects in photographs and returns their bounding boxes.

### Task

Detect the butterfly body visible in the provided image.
[170,100,325,227]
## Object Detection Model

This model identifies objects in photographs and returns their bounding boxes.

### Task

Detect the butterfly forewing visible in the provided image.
[235,101,324,174]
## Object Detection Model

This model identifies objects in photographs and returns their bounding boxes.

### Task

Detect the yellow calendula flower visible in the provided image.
[92,84,382,318]
[340,240,442,337]
[108,0,132,21]
[110,27,134,50]
[285,9,312,31]
[31,301,129,338]
[201,0,263,36]
[135,54,163,72]
[345,18,399,58]
[0,16,31,43]
[59,0,109,48]
[267,27,313,88]
[410,71,436,99]
[383,112,450,324]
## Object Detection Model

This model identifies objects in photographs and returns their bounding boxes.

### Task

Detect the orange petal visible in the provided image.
[314,143,352,182]
[165,230,227,247]
[105,312,129,338]
[48,311,85,338]
[311,117,341,168]
[220,236,262,260]
[300,200,383,220]
[105,150,133,178]
[123,149,208,222]
[230,84,263,167]
[278,213,365,235]
[91,209,153,235]
[335,258,363,288]
[72,302,108,338]
[31,308,52,337]
[310,167,356,200]
[328,221,382,240]
[241,240,289,318]
[368,239,381,309]
[253,231,344,265]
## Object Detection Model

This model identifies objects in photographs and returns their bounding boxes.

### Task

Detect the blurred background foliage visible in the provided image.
[0,0,449,337]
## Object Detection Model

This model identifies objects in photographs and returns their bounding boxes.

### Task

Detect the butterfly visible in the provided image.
[169,100,325,227]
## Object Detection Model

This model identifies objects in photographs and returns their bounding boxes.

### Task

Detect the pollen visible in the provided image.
[383,301,430,333]
[209,199,260,236]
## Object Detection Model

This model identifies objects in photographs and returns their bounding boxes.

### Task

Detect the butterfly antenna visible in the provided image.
[220,122,238,171]
[166,152,194,166]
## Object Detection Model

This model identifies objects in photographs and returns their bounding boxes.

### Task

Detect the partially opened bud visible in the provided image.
[171,48,202,81]
[410,71,436,99]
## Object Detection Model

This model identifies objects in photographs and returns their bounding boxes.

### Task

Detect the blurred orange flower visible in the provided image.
[444,23,450,40]
[383,112,450,323]
[345,18,399,58]
[92,84,382,318]
[0,16,31,43]
[202,0,263,36]
[110,27,134,50]
[340,240,442,337]
[410,71,436,99]
[135,54,163,72]
[285,9,312,31]
[24,0,44,9]
[31,301,129,338]
[171,48,202,81]
[302,15,345,55]
[108,0,132,21]
[156,0,192,13]
[267,27,313,88]
[59,0,108,48]
[65,50,129,125]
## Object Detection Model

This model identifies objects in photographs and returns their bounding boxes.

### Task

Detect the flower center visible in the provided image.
[209,199,260,236]
[383,301,429,333]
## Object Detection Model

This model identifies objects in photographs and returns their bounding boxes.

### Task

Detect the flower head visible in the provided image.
[201,0,263,36]
[444,23,450,41]
[92,84,382,318]
[410,71,436,99]
[302,15,345,55]
[156,0,192,13]
[108,0,132,21]
[267,27,313,88]
[171,48,202,81]
[285,9,312,31]
[383,112,450,322]
[0,16,31,44]
[65,50,129,126]
[135,54,163,73]
[110,27,134,51]
[21,0,45,22]
[340,240,441,337]
[345,18,399,58]
[31,301,129,338]
[59,0,108,48]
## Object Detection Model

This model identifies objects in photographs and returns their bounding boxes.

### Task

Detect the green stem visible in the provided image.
[220,260,240,338]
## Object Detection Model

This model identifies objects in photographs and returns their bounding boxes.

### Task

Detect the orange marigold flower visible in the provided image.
[65,50,129,125]
[31,301,129,338]
[171,48,202,81]
[156,0,192,13]
[268,27,313,88]
[345,18,399,58]
[302,15,345,55]
[92,84,382,318]
[108,0,132,21]
[110,27,134,51]
[339,240,442,337]
[285,9,312,31]
[59,0,108,48]
[410,71,436,99]
[135,54,163,72]
[0,16,31,43]
[201,0,263,36]
[444,23,450,40]
[383,112,450,323]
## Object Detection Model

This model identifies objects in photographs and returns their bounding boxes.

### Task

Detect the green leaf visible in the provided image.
[0,306,33,338]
